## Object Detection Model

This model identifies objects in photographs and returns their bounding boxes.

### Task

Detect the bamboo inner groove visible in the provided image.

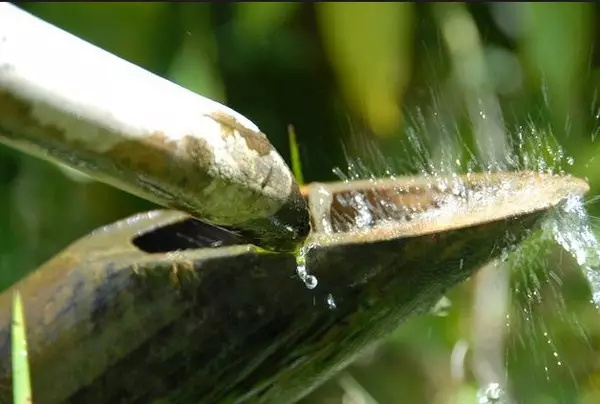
[306,171,589,241]
[130,172,589,255]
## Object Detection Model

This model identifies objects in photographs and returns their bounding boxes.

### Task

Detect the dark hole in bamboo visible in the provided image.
[132,218,244,252]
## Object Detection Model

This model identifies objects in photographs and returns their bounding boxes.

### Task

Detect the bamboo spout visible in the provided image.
[0,172,589,403]
[0,3,309,253]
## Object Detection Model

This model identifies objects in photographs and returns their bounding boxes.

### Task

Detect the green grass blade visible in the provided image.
[12,290,32,404]
[287,124,305,185]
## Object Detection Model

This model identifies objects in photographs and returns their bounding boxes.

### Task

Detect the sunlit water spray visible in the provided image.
[310,110,599,401]
[546,195,600,307]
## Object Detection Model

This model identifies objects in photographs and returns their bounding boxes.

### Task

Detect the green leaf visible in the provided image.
[12,290,32,404]
[168,4,226,102]
[233,3,302,42]
[288,125,304,186]
[316,3,415,137]
[22,3,179,74]
[518,3,593,136]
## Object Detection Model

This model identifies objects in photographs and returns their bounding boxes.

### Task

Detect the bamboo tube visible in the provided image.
[0,4,309,253]
[0,171,588,403]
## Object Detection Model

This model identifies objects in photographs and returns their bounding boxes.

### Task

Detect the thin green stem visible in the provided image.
[288,125,305,185]
[12,290,32,404]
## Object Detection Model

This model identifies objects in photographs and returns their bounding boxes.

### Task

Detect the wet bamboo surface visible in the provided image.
[0,172,589,403]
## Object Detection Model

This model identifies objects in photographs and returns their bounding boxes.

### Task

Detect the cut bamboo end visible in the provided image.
[0,4,309,252]
[304,171,589,244]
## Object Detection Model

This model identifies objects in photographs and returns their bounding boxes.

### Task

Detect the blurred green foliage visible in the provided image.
[2,2,600,403]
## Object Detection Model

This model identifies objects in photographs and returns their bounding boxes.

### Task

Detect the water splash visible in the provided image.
[504,227,588,392]
[430,295,452,317]
[476,382,506,404]
[546,196,600,307]
[329,101,595,402]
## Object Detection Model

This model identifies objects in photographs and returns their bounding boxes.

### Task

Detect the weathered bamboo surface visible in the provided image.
[0,3,309,253]
[0,172,589,403]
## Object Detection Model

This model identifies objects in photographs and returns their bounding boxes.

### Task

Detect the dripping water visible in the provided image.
[296,244,318,290]
[294,244,338,310]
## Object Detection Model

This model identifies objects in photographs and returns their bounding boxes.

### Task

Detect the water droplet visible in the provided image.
[296,246,319,290]
[566,156,574,166]
[430,295,452,317]
[476,382,506,404]
[326,293,337,310]
[297,264,307,278]
[305,275,318,289]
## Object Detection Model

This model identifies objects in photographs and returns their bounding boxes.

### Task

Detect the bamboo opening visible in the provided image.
[132,218,243,253]
[132,172,589,252]
[306,172,589,240]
